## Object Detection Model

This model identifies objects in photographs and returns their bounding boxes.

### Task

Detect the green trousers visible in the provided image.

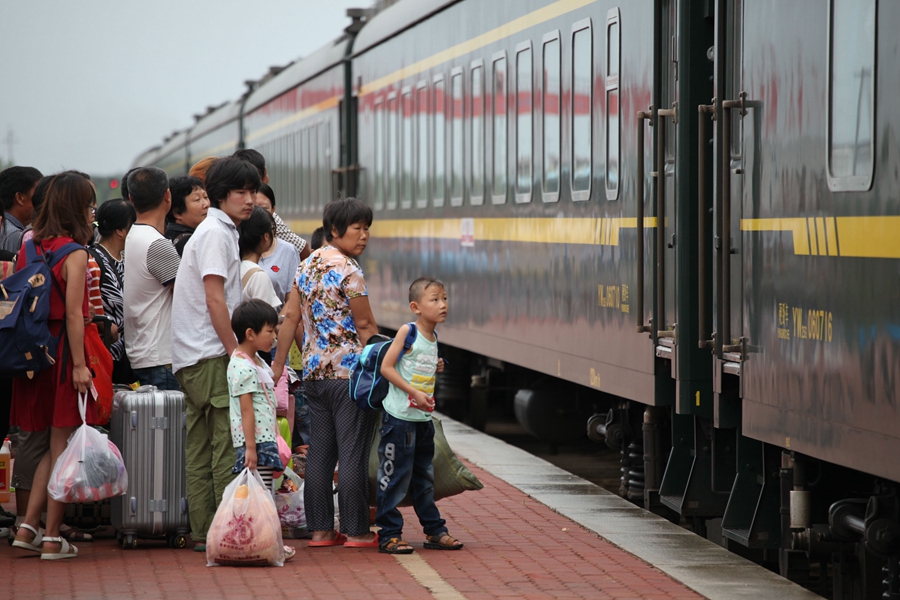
[176,354,236,542]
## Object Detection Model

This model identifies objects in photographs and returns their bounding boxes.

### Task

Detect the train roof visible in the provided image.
[131,145,162,170]
[190,101,241,140]
[155,129,189,161]
[352,0,459,56]
[244,35,353,115]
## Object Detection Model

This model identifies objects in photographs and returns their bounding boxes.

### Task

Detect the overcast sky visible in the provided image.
[0,0,366,177]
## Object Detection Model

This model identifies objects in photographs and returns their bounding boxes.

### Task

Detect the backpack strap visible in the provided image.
[241,266,264,290]
[33,240,87,384]
[397,322,418,361]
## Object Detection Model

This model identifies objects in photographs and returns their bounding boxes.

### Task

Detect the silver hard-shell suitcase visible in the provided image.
[109,386,190,549]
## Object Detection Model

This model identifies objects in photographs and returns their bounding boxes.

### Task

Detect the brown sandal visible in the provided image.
[423,533,463,550]
[379,537,414,554]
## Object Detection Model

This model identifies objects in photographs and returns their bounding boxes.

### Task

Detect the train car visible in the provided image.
[351,0,658,437]
[130,145,162,171]
[712,1,900,595]
[151,129,190,177]
[186,101,241,169]
[242,35,351,228]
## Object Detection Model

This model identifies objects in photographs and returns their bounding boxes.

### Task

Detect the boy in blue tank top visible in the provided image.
[376,277,464,554]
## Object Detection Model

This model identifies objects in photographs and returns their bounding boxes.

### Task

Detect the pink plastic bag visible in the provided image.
[274,368,290,416]
[207,468,285,567]
[48,392,128,502]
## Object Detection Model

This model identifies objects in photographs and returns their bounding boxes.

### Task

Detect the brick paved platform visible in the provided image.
[3,459,701,599]
[2,414,823,599]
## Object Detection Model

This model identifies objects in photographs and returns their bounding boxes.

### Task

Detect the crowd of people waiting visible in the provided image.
[0,148,461,561]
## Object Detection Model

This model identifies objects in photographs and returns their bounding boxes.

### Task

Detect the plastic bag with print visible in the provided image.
[207,468,285,567]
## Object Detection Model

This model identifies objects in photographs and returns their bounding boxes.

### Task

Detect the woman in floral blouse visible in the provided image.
[275,197,379,548]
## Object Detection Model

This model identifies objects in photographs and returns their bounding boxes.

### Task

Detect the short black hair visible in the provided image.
[31,176,53,215]
[310,227,325,250]
[232,149,266,180]
[322,197,373,242]
[127,167,169,213]
[0,166,43,211]
[231,298,279,343]
[167,175,204,222]
[96,199,137,238]
[205,158,260,208]
[409,276,445,303]
[239,206,275,258]
[120,167,140,204]
[258,183,275,208]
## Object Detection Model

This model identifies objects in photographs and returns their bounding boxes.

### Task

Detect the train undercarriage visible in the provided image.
[436,348,900,600]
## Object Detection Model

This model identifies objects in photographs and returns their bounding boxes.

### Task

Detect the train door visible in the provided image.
[716,1,745,367]
[655,0,679,350]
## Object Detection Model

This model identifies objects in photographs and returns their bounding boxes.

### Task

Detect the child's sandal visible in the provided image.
[378,537,414,554]
[423,533,463,550]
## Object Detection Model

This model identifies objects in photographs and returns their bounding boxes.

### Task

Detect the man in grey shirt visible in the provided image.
[0,166,42,255]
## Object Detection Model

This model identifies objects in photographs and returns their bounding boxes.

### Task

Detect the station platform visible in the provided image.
[2,415,821,599]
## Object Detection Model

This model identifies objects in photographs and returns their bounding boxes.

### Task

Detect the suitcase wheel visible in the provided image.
[168,534,188,549]
[122,534,137,549]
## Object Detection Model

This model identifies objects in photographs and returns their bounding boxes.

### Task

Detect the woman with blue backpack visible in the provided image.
[10,171,98,560]
[272,197,379,549]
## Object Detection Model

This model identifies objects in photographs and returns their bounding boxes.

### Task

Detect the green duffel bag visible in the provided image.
[368,416,483,507]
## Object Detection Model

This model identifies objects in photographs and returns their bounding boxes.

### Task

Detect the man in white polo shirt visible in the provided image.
[171,158,258,550]
[124,167,181,390]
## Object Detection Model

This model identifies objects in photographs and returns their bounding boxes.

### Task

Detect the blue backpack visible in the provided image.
[349,323,422,411]
[0,239,83,378]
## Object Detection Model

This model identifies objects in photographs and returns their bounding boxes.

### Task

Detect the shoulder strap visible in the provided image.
[88,246,113,289]
[241,266,264,290]
[397,322,418,361]
[45,242,85,269]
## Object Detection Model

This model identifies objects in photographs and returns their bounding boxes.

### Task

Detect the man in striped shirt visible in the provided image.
[124,167,181,391]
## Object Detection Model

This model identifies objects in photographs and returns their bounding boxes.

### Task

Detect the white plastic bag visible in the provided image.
[207,468,285,567]
[275,467,305,527]
[48,392,128,502]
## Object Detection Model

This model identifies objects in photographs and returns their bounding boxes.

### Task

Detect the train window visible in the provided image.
[450,69,464,207]
[401,89,414,209]
[308,126,319,210]
[291,131,307,212]
[606,10,620,201]
[319,121,331,208]
[827,0,876,191]
[470,62,485,205]
[572,21,592,200]
[492,52,507,204]
[387,93,398,210]
[374,98,385,211]
[433,76,446,207]
[516,43,533,202]
[301,128,310,212]
[542,32,561,202]
[416,83,429,208]
[285,136,295,212]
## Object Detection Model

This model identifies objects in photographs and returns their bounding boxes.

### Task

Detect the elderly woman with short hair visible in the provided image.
[273,197,379,548]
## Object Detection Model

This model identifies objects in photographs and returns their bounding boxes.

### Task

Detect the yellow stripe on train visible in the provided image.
[741,216,900,258]
[286,216,658,246]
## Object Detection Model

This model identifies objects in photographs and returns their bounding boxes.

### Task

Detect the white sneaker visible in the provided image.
[0,527,9,539]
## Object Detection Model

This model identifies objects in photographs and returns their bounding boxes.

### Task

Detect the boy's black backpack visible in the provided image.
[0,239,83,378]
[349,323,425,411]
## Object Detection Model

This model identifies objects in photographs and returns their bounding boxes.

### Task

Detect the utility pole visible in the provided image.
[5,127,18,164]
